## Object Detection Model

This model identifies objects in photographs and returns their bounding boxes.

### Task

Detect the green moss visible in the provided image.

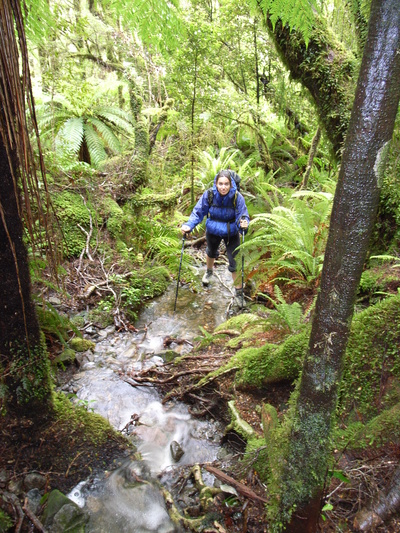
[337,402,400,449]
[53,349,76,366]
[232,328,309,389]
[226,324,266,349]
[99,197,129,238]
[52,191,97,258]
[214,313,261,333]
[0,509,13,531]
[53,392,129,446]
[69,338,95,352]
[339,294,400,421]
[225,400,257,440]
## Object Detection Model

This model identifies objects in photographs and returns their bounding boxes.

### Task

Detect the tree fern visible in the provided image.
[84,123,108,167]
[37,90,134,167]
[196,146,242,188]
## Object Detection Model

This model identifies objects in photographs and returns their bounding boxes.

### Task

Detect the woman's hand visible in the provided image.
[181,224,191,235]
[239,218,249,230]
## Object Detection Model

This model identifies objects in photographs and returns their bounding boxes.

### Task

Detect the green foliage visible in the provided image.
[247,189,332,287]
[110,267,170,322]
[249,0,323,46]
[338,402,400,449]
[7,333,52,409]
[37,84,134,167]
[36,299,79,346]
[196,147,243,188]
[0,509,13,531]
[261,285,305,333]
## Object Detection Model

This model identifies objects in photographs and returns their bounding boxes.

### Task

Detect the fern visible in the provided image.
[245,189,332,286]
[261,285,304,333]
[248,0,325,46]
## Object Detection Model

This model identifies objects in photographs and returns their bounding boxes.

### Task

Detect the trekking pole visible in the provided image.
[241,229,245,309]
[174,233,187,312]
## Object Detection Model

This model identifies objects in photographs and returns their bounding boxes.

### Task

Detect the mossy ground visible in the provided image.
[0,393,134,498]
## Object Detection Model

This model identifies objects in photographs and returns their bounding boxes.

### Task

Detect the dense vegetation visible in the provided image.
[1,0,400,531]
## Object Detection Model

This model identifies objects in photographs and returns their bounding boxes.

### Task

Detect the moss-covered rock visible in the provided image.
[69,338,95,352]
[339,294,400,421]
[42,489,88,532]
[231,327,310,389]
[53,349,76,366]
[52,191,97,258]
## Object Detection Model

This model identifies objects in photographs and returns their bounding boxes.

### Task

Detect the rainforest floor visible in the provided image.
[2,256,400,532]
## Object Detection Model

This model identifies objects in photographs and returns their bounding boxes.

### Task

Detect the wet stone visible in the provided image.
[170,440,184,462]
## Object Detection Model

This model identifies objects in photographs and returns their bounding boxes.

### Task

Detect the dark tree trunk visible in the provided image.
[0,135,52,417]
[0,0,52,418]
[274,0,400,530]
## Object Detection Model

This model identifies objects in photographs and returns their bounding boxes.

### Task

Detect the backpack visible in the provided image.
[207,170,241,209]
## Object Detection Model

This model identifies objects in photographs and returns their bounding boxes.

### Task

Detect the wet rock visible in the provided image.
[26,488,42,515]
[24,472,46,491]
[43,489,88,532]
[75,350,95,367]
[51,503,88,533]
[170,440,184,462]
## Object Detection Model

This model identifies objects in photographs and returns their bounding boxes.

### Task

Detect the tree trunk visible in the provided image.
[0,0,52,419]
[274,0,400,530]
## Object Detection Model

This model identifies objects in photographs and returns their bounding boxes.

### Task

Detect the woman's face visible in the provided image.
[216,176,231,196]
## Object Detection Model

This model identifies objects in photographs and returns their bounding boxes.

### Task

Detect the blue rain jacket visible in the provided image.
[185,175,250,239]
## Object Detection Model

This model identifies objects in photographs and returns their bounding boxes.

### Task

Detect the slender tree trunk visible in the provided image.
[300,125,322,189]
[0,125,52,419]
[0,0,52,419]
[274,1,400,530]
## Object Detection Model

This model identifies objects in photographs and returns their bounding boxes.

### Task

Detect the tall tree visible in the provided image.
[269,0,400,530]
[0,0,53,418]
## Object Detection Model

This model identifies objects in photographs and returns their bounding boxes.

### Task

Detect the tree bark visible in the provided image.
[274,0,400,530]
[0,0,52,418]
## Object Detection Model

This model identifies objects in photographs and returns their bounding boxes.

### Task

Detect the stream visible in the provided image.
[60,262,239,532]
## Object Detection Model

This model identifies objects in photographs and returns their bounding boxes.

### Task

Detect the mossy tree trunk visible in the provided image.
[0,0,52,419]
[0,138,52,419]
[274,1,400,530]
[264,11,357,158]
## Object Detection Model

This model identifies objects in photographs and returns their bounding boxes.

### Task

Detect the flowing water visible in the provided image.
[62,263,238,532]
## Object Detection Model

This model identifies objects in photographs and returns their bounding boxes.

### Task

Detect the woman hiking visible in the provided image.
[181,169,250,307]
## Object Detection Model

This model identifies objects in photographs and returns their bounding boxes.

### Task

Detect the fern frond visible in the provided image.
[253,0,324,46]
[89,117,121,153]
[84,123,107,167]
[58,117,84,154]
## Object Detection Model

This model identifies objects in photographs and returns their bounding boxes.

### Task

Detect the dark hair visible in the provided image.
[216,170,231,183]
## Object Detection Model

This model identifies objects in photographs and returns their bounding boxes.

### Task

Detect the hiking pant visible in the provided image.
[206,231,240,273]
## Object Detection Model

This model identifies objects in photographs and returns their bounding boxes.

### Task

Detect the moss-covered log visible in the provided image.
[264,11,357,157]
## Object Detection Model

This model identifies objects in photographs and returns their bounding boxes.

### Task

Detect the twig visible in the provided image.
[65,451,83,477]
[23,497,48,532]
